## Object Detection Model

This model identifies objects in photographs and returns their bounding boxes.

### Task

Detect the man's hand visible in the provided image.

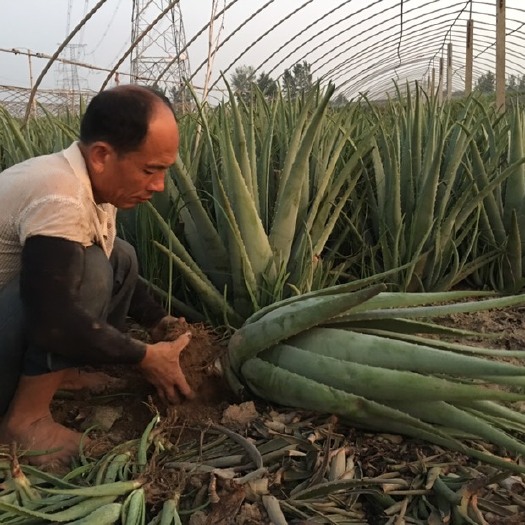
[139,331,194,403]
[150,315,187,343]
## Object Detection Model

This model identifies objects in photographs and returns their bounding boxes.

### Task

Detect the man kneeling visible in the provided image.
[0,85,193,467]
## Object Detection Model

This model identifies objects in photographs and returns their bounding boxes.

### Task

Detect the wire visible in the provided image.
[189,0,276,82]
[87,0,125,56]
[394,0,404,80]
[154,0,242,86]
[264,0,386,80]
[6,0,525,106]
[206,0,316,92]
[251,0,360,78]
[23,0,110,124]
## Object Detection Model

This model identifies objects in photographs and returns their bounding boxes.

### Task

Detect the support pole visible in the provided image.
[465,19,474,95]
[447,42,453,99]
[495,0,506,111]
[27,51,37,118]
[438,56,444,104]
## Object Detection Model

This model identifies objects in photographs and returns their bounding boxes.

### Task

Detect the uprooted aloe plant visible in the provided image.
[227,278,525,474]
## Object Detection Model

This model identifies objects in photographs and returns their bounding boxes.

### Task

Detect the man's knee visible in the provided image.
[110,238,138,284]
[106,238,139,330]
[81,244,113,316]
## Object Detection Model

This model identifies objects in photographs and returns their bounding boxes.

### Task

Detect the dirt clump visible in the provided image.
[51,323,235,450]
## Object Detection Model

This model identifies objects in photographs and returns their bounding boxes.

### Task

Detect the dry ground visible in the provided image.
[44,308,525,524]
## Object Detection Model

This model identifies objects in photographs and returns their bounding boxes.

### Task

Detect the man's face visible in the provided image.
[90,104,179,209]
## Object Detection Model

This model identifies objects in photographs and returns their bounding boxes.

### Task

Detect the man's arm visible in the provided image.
[20,235,146,364]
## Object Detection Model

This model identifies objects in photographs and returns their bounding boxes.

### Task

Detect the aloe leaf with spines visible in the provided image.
[504,105,525,234]
[330,292,525,323]
[287,327,525,380]
[269,83,336,268]
[309,125,375,256]
[253,87,278,230]
[467,104,525,292]
[228,284,385,374]
[218,107,275,282]
[461,400,525,429]
[153,241,243,327]
[390,400,525,459]
[229,288,525,472]
[340,319,483,338]
[239,359,525,474]
[359,330,525,358]
[0,107,33,165]
[225,83,256,203]
[212,174,260,317]
[243,264,413,326]
[287,110,372,289]
[503,209,524,291]
[259,343,525,403]
[170,159,231,292]
[340,289,496,314]
[146,203,210,284]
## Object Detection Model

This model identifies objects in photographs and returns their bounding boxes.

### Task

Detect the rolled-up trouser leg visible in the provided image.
[0,239,139,414]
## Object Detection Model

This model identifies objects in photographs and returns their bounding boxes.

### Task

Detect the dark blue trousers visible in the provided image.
[0,238,138,414]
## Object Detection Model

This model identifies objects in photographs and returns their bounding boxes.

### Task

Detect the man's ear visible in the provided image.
[86,142,113,174]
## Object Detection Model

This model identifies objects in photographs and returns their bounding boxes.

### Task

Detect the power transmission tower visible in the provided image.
[57,0,89,109]
[131,1,192,111]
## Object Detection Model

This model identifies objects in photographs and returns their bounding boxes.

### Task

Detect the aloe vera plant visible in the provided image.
[227,281,525,473]
[134,83,373,325]
[0,105,79,169]
[343,85,525,292]
[468,103,525,292]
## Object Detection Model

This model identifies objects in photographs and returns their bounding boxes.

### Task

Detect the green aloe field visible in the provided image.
[3,85,525,523]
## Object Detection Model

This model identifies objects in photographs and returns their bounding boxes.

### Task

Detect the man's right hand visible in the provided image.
[138,331,194,403]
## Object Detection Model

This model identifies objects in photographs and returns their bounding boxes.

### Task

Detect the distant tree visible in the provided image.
[282,61,313,98]
[231,66,256,100]
[230,66,279,102]
[475,71,495,93]
[507,74,519,92]
[171,83,193,114]
[257,72,278,98]
[519,74,525,92]
[331,93,349,107]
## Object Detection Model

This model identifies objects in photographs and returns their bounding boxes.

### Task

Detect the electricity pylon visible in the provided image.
[131,0,192,110]
[57,0,89,108]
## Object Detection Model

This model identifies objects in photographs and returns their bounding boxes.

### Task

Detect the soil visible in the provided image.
[51,323,236,449]
[38,308,525,523]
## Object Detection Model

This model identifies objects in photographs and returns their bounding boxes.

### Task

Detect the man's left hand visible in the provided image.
[150,315,188,343]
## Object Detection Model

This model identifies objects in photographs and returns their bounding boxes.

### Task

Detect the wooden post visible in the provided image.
[465,19,474,95]
[27,51,37,118]
[495,0,506,111]
[447,42,453,99]
[438,56,444,104]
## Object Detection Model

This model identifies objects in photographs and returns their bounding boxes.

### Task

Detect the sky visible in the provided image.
[1,0,525,103]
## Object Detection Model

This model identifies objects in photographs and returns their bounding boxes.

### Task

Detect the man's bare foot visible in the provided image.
[0,414,84,468]
[60,369,126,394]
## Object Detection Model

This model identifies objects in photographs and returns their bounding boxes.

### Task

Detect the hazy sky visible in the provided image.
[1,0,524,101]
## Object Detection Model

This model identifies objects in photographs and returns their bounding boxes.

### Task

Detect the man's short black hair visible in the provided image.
[79,85,174,155]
